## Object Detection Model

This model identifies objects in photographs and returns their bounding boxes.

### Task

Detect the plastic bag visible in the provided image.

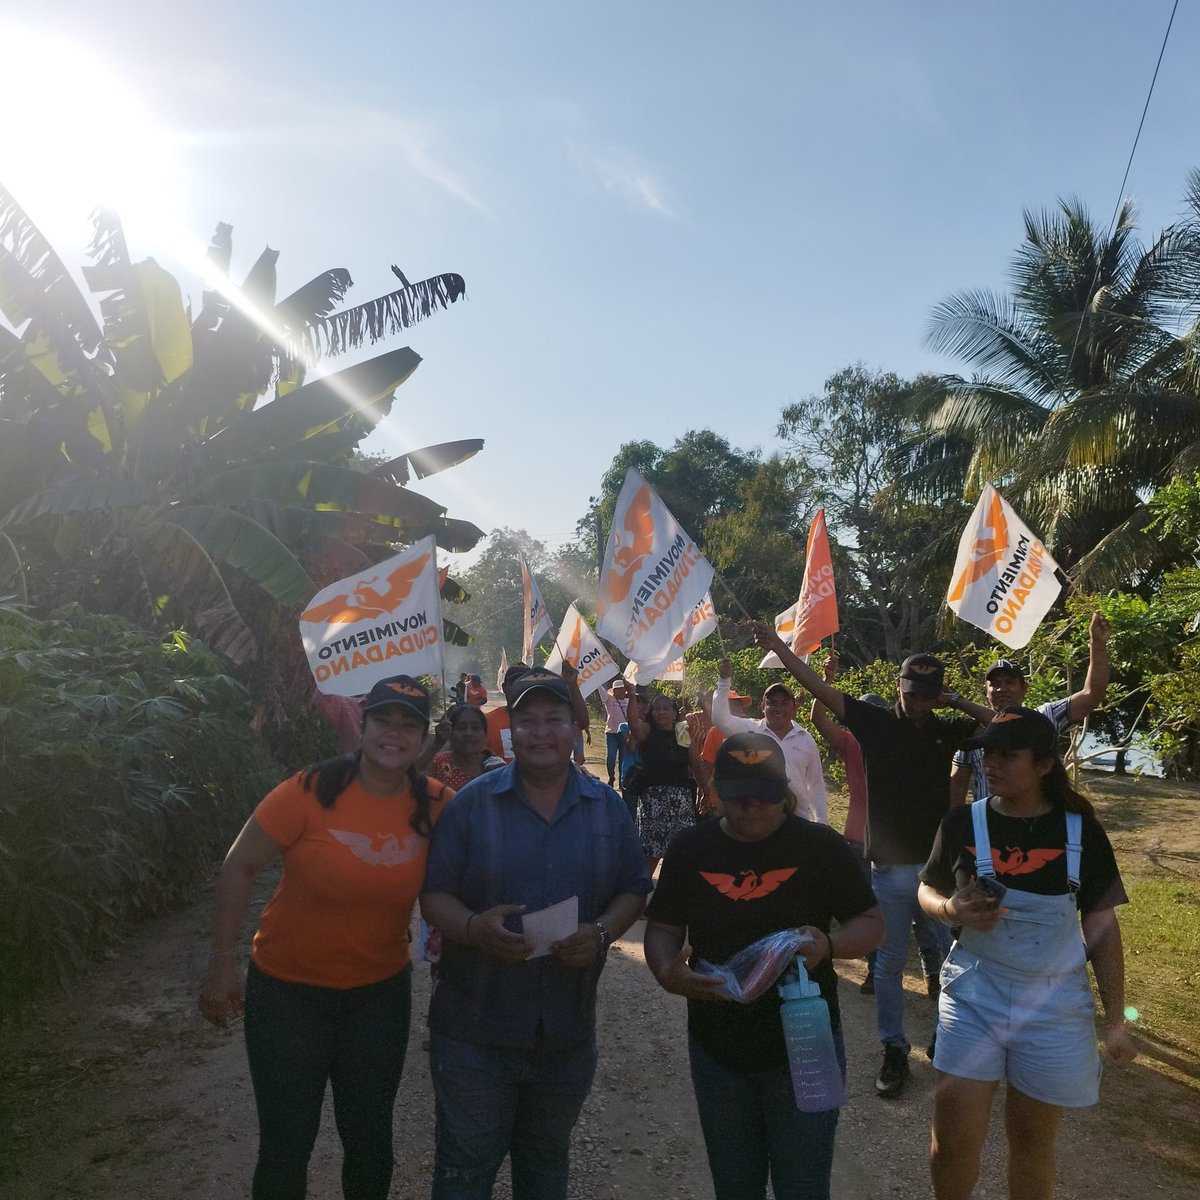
[693,929,815,1003]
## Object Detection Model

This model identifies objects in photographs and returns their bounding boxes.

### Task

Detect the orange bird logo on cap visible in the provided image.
[907,663,939,675]
[948,489,1009,603]
[386,682,425,698]
[991,711,1023,724]
[300,553,431,624]
[728,748,774,765]
[603,483,655,607]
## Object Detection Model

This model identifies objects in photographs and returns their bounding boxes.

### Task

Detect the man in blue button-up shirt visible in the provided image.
[421,668,652,1200]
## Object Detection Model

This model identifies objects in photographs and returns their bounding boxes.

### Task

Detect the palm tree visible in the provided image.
[0,184,482,660]
[903,173,1200,586]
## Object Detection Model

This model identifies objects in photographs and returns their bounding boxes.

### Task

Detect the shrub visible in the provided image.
[0,602,279,1019]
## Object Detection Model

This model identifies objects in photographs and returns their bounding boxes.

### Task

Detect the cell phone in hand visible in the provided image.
[973,874,1008,905]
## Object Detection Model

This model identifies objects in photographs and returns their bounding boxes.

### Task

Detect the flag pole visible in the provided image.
[713,571,754,622]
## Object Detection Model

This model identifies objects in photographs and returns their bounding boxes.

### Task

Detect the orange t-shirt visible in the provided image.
[465,683,488,706]
[701,725,727,765]
[252,773,451,988]
[486,707,514,761]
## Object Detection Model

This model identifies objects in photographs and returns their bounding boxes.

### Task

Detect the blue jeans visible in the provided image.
[430,1033,597,1200]
[688,1035,843,1200]
[870,862,951,1049]
[243,962,412,1200]
[604,731,623,782]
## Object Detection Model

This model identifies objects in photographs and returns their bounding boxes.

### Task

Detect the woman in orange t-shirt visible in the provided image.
[198,674,451,1200]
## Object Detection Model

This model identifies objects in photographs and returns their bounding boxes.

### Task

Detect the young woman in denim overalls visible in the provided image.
[917,706,1137,1200]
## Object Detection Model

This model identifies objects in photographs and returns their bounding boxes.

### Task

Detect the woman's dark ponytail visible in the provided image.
[407,764,434,839]
[303,750,362,809]
[301,746,435,838]
[1041,759,1096,819]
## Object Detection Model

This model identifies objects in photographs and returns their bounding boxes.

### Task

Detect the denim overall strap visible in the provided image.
[970,799,995,876]
[1065,810,1082,892]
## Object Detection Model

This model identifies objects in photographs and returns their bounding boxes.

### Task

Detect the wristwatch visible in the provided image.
[594,920,609,952]
[945,691,962,708]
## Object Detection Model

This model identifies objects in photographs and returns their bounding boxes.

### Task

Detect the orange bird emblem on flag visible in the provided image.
[603,483,655,607]
[949,490,1009,603]
[300,553,431,624]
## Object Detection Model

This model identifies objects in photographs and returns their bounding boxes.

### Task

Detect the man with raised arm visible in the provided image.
[421,668,651,1200]
[950,610,1111,805]
[711,657,828,824]
[747,621,993,1100]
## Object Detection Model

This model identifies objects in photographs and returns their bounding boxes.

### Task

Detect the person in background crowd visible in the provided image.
[428,704,505,790]
[645,732,884,1200]
[421,669,651,1200]
[626,690,707,873]
[464,674,489,707]
[918,707,1136,1200]
[809,654,944,1000]
[951,611,1111,804]
[695,685,750,811]
[748,621,993,1100]
[685,689,713,749]
[199,675,450,1200]
[601,678,631,787]
[452,674,469,706]
[711,658,828,825]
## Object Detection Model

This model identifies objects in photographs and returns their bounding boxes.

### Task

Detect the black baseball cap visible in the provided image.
[985,658,1025,682]
[965,706,1056,756]
[362,675,431,722]
[508,668,573,711]
[899,653,945,698]
[713,732,788,804]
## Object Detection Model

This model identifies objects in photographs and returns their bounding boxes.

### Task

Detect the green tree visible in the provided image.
[778,364,965,662]
[0,186,482,661]
[904,178,1200,585]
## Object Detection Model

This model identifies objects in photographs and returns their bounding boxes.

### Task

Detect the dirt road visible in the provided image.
[2,866,1196,1200]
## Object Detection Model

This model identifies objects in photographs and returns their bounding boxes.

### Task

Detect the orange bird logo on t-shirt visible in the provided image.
[948,489,1009,603]
[700,867,798,901]
[330,829,423,866]
[967,844,1064,876]
[300,552,431,624]
[603,483,655,607]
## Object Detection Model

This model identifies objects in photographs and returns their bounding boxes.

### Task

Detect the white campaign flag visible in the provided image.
[947,484,1062,649]
[300,536,443,695]
[544,604,619,698]
[627,591,717,679]
[759,603,798,668]
[624,655,685,685]
[497,647,509,693]
[595,469,715,663]
[521,556,553,663]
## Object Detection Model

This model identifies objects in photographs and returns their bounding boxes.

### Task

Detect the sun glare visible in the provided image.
[0,25,184,258]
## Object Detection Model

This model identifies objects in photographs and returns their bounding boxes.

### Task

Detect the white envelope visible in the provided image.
[521,896,580,960]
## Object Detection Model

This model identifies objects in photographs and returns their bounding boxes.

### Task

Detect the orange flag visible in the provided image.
[791,508,839,655]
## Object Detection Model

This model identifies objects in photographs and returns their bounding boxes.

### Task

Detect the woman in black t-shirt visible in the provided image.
[917,706,1137,1200]
[645,732,883,1200]
[627,691,706,872]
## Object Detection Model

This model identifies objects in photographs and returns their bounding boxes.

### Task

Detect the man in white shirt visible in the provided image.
[950,610,1111,803]
[600,679,631,787]
[712,657,828,823]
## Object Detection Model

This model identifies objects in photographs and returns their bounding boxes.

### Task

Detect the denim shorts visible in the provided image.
[933,947,1101,1107]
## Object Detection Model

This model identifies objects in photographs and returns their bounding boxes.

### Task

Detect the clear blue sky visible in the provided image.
[6,1,1197,556]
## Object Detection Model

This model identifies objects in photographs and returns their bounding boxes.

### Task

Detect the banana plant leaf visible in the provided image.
[159,505,315,604]
[185,461,446,523]
[0,478,157,530]
[203,347,421,466]
[442,618,473,646]
[0,532,26,602]
[370,438,485,485]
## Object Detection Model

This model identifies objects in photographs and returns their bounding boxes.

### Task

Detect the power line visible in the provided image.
[1060,0,1180,396]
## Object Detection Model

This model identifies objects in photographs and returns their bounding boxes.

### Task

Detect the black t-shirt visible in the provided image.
[639,727,690,788]
[646,815,877,1075]
[920,801,1127,916]
[842,696,977,865]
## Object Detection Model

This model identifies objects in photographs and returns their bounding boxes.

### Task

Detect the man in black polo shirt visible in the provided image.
[748,621,992,1099]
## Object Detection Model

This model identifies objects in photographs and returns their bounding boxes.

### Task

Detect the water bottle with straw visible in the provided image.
[778,958,846,1111]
